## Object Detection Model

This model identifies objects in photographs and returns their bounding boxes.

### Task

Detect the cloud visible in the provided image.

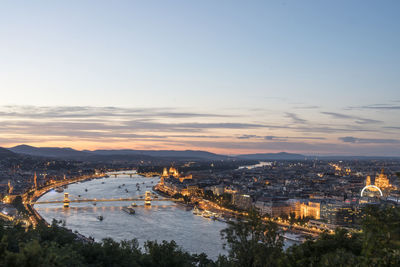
[237,135,326,141]
[321,112,382,124]
[0,105,234,119]
[285,112,307,124]
[237,135,261,139]
[384,126,400,130]
[0,105,397,155]
[293,105,320,109]
[339,136,400,144]
[265,136,325,141]
[348,104,400,110]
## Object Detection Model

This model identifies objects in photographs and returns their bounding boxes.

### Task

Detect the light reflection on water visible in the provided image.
[35,175,228,259]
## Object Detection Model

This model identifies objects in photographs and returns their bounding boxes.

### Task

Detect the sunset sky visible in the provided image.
[1,1,399,155]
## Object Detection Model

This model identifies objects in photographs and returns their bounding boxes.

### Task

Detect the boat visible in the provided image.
[85,189,88,192]
[97,215,104,221]
[122,207,136,215]
[93,202,97,206]
[131,202,138,207]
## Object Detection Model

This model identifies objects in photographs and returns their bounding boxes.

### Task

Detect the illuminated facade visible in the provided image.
[300,201,320,219]
[363,168,391,194]
[374,168,390,189]
[365,175,371,186]
[161,166,192,182]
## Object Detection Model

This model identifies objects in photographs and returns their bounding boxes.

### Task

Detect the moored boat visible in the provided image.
[122,207,136,215]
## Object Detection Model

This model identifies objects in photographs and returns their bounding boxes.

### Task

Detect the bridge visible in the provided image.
[107,171,138,178]
[33,191,179,208]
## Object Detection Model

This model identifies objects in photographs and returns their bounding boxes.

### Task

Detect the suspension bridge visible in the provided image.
[33,191,179,208]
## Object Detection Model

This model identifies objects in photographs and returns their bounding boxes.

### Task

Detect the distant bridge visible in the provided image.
[34,197,178,205]
[33,191,180,207]
[107,171,138,178]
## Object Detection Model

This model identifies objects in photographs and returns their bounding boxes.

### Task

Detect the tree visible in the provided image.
[221,209,284,267]
[284,228,362,267]
[142,240,196,267]
[361,205,400,266]
[284,205,400,267]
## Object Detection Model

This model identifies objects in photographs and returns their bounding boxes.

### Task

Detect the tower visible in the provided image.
[34,172,38,189]
[144,191,152,206]
[63,193,70,208]
[375,168,390,189]
[7,180,13,194]
[365,176,371,186]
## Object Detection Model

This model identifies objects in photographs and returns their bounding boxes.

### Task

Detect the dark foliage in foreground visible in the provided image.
[0,205,399,266]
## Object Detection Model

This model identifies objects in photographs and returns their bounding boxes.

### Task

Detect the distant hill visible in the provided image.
[0,147,18,159]
[89,149,229,160]
[237,152,307,160]
[10,145,90,158]
[10,145,398,162]
[9,145,230,161]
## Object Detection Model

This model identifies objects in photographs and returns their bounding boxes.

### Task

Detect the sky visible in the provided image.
[0,0,399,155]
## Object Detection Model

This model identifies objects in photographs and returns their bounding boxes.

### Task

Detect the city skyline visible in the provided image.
[1,1,399,155]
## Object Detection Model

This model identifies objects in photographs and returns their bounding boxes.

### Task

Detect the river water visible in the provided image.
[34,173,296,259]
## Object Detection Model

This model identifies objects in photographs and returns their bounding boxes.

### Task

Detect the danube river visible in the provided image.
[34,173,296,259]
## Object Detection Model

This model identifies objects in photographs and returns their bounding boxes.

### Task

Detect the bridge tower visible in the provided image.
[63,192,70,208]
[145,191,152,206]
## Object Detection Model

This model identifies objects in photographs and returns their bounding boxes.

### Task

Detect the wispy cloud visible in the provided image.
[348,104,400,110]
[321,112,382,124]
[237,135,326,141]
[285,112,307,124]
[293,105,320,109]
[0,105,234,119]
[0,105,397,155]
[339,136,400,144]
